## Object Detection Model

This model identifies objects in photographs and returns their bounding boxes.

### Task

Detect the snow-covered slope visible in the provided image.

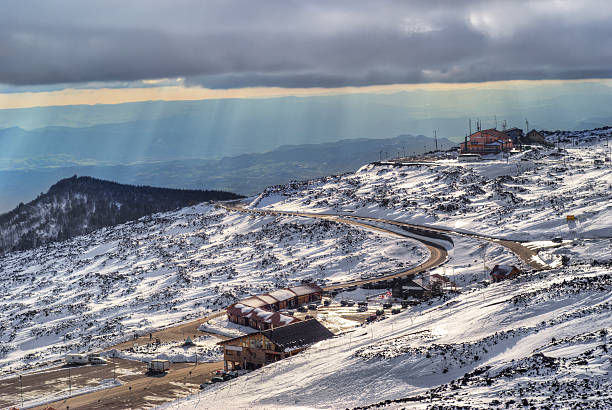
[0,204,425,374]
[252,134,611,243]
[1,128,610,409]
[166,130,611,409]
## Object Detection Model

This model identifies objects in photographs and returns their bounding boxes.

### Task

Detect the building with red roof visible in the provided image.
[226,283,323,330]
[460,128,513,154]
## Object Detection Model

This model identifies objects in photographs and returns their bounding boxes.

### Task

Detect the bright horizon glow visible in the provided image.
[1,78,611,110]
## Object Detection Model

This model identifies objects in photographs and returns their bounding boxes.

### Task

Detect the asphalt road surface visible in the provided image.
[218,204,450,291]
[219,202,549,292]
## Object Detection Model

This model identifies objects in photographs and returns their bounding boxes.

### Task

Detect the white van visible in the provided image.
[65,353,89,365]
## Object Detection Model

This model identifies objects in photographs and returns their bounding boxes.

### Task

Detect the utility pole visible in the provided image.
[19,375,23,408]
[434,130,438,151]
[469,118,472,135]
[379,150,383,162]
[483,245,487,282]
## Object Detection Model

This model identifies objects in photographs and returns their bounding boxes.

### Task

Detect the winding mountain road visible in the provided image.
[219,203,548,291]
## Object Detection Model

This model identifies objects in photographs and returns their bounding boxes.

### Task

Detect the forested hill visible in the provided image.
[0,176,243,254]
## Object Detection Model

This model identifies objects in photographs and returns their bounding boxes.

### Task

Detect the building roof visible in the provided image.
[289,283,323,296]
[468,128,512,142]
[491,265,519,275]
[218,319,333,351]
[226,303,299,327]
[262,319,334,351]
[255,294,279,305]
[231,283,321,310]
[267,288,298,302]
[239,297,268,308]
[402,278,427,290]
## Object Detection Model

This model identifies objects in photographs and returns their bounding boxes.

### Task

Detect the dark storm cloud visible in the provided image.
[1,0,612,88]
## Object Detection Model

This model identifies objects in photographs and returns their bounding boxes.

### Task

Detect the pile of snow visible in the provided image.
[198,317,258,339]
[104,335,222,364]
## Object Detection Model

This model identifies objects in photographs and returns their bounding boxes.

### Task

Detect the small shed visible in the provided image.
[505,127,524,143]
[490,265,522,282]
[523,129,545,144]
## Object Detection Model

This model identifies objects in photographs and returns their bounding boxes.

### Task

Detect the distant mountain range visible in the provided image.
[0,176,242,254]
[0,134,456,213]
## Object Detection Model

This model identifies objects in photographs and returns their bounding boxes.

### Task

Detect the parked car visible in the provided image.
[200,381,213,389]
[323,299,331,306]
[88,356,108,365]
[346,300,355,307]
[366,315,378,322]
[391,307,401,315]
[297,305,308,313]
[357,306,368,312]
[285,310,295,316]
[376,309,384,316]
[308,304,318,310]
[382,302,392,309]
[211,376,225,383]
[340,300,348,307]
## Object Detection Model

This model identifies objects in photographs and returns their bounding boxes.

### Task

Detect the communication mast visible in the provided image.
[434,130,438,151]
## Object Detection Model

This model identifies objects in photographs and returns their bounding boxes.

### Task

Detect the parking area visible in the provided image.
[289,293,413,333]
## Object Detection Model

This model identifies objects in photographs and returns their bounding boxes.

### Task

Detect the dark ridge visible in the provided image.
[0,175,243,254]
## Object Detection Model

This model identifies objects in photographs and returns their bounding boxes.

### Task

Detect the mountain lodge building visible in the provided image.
[460,128,514,154]
[226,283,323,330]
[218,319,334,371]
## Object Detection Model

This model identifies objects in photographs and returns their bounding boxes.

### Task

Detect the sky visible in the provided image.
[1,0,612,109]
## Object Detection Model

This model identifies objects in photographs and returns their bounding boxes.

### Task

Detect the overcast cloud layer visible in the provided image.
[2,0,612,88]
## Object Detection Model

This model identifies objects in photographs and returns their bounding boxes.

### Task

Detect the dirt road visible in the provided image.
[109,310,225,351]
